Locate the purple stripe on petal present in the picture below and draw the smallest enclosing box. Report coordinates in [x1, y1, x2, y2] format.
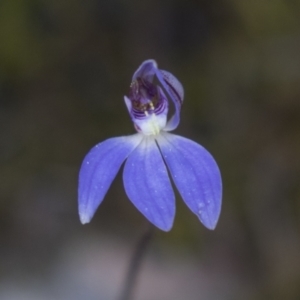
[157, 133, 222, 230]
[78, 134, 143, 224]
[123, 136, 175, 231]
[161, 70, 184, 105]
[128, 81, 168, 121]
[154, 69, 184, 131]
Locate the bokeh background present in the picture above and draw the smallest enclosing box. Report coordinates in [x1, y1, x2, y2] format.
[1, 0, 300, 299]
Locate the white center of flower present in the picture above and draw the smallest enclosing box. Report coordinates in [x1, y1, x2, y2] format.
[135, 112, 167, 136]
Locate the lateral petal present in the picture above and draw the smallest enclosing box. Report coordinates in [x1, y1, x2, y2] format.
[156, 133, 222, 230]
[123, 136, 175, 231]
[157, 70, 184, 131]
[78, 134, 143, 224]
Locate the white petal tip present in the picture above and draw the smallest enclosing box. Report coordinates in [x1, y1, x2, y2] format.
[79, 213, 91, 225]
[154, 221, 173, 232]
[207, 224, 217, 230]
[161, 225, 173, 232]
[201, 218, 219, 230]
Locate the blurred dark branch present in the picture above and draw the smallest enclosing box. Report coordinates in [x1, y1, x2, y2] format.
[118, 224, 154, 300]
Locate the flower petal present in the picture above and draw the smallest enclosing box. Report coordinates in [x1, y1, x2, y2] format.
[78, 134, 143, 224]
[123, 136, 175, 231]
[159, 70, 184, 131]
[154, 69, 184, 131]
[156, 133, 222, 230]
[161, 70, 184, 103]
[132, 59, 157, 81]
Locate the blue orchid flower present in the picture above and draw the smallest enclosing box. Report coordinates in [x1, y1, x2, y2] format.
[78, 60, 222, 231]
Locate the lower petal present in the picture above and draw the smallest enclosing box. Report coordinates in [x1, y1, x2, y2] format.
[78, 134, 143, 224]
[156, 133, 222, 230]
[123, 136, 175, 231]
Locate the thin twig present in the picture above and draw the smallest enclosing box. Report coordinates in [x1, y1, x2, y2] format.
[118, 224, 154, 300]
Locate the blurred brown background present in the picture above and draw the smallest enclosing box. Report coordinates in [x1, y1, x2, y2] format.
[1, 0, 300, 299]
